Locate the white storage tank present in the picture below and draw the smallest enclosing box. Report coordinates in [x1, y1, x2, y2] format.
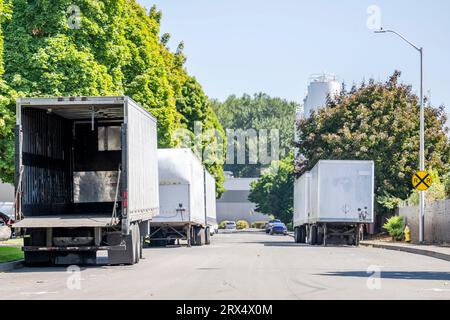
[303, 74, 340, 116]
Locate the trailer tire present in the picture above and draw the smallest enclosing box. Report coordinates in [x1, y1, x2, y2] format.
[294, 228, 299, 243]
[310, 225, 317, 245]
[205, 227, 211, 245]
[24, 252, 51, 266]
[299, 226, 306, 244]
[354, 225, 360, 246]
[193, 226, 205, 246]
[134, 224, 140, 264]
[317, 226, 324, 246]
[23, 229, 51, 266]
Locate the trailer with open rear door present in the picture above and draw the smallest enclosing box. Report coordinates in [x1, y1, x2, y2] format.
[13, 96, 159, 265]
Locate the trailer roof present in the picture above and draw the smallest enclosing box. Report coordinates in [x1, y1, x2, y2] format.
[16, 96, 157, 121]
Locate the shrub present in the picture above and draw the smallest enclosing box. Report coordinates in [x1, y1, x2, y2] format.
[251, 221, 268, 229]
[383, 216, 404, 241]
[286, 222, 294, 232]
[218, 221, 228, 229]
[236, 220, 249, 230]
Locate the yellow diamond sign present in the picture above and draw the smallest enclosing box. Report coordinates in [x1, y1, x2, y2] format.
[412, 171, 433, 191]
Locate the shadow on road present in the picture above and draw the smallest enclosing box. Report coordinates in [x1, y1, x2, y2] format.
[319, 271, 450, 281]
[5, 257, 117, 273]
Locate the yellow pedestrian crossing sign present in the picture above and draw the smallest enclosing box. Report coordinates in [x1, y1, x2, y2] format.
[412, 171, 433, 191]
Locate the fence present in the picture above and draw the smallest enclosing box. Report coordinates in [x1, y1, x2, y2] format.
[399, 199, 450, 244]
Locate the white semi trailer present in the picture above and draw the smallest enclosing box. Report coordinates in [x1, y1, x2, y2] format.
[293, 160, 374, 246]
[150, 148, 216, 247]
[13, 96, 159, 265]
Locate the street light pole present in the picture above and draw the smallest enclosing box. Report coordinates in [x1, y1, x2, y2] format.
[375, 28, 425, 243]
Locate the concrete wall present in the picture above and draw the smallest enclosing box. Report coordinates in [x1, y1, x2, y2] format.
[399, 199, 450, 244]
[216, 178, 270, 224]
[0, 183, 14, 202]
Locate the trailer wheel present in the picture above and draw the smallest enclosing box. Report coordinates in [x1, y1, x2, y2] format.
[205, 227, 211, 245]
[134, 224, 141, 264]
[299, 226, 306, 244]
[294, 228, 299, 243]
[23, 229, 51, 266]
[354, 225, 360, 246]
[317, 226, 324, 246]
[193, 226, 205, 246]
[24, 252, 52, 266]
[310, 225, 317, 245]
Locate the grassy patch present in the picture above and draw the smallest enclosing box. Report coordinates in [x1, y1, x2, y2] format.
[0, 247, 24, 264]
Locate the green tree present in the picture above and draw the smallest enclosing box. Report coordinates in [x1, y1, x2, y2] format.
[212, 93, 297, 177]
[248, 153, 294, 223]
[296, 71, 450, 212]
[0, 0, 226, 193]
[0, 0, 15, 183]
[444, 171, 450, 198]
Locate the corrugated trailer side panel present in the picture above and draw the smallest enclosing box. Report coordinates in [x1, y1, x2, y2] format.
[204, 170, 217, 224]
[126, 99, 159, 222]
[189, 151, 206, 226]
[293, 173, 311, 227]
[309, 165, 320, 224]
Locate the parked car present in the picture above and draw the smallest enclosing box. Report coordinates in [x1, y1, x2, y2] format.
[268, 222, 288, 235]
[265, 219, 282, 233]
[210, 224, 219, 235]
[0, 220, 12, 241]
[224, 221, 237, 230]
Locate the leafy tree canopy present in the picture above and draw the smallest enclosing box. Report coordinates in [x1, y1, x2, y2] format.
[296, 71, 450, 211]
[0, 0, 225, 195]
[212, 93, 297, 178]
[248, 153, 294, 223]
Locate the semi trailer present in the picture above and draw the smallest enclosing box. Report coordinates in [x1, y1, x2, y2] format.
[13, 96, 159, 265]
[293, 160, 374, 246]
[150, 148, 216, 247]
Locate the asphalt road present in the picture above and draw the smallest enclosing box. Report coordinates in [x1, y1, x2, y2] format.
[1, 231, 449, 300]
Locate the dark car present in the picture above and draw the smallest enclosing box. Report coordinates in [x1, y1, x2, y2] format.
[265, 219, 282, 233]
[268, 222, 288, 235]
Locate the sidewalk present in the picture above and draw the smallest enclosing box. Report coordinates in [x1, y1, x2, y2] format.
[361, 240, 450, 262]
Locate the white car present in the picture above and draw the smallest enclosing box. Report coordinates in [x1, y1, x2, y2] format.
[224, 221, 237, 230]
[210, 224, 219, 235]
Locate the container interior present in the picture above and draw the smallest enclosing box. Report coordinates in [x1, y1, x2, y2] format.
[20, 105, 124, 217]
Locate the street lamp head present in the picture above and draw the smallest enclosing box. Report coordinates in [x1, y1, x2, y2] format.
[374, 27, 387, 34]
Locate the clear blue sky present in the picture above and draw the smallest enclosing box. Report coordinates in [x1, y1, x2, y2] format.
[139, 0, 450, 116]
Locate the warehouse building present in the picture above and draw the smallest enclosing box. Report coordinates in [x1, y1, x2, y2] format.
[216, 177, 269, 224]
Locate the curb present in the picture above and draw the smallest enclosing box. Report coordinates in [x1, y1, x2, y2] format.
[0, 260, 24, 272]
[360, 242, 450, 262]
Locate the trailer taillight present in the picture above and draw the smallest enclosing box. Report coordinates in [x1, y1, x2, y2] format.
[122, 191, 127, 208]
